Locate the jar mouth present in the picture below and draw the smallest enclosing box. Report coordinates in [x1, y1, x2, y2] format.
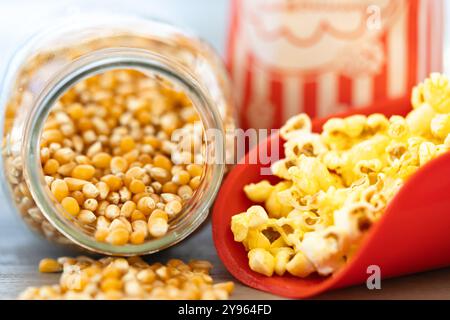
[23, 48, 226, 255]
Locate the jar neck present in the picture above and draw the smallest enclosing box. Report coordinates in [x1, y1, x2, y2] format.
[23, 48, 226, 255]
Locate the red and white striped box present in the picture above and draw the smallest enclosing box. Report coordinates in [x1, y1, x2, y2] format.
[227, 0, 443, 130]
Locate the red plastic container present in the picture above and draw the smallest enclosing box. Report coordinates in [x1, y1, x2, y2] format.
[212, 97, 450, 298]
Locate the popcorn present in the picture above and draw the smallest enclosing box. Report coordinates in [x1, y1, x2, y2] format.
[232, 73, 450, 279]
[243, 181, 274, 203]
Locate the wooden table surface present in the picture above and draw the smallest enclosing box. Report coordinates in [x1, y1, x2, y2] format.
[2, 213, 450, 300]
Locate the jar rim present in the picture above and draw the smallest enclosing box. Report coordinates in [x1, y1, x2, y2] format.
[23, 48, 226, 255]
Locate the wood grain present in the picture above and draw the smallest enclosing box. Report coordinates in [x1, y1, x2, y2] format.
[1, 213, 450, 300]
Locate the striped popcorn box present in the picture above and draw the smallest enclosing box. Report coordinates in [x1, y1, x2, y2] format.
[227, 0, 443, 130]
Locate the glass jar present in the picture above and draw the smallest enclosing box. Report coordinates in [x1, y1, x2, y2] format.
[0, 13, 236, 255]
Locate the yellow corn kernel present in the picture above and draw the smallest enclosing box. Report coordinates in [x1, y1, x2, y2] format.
[82, 183, 99, 199]
[132, 219, 148, 233]
[131, 210, 146, 222]
[67, 103, 85, 120]
[110, 156, 128, 174]
[57, 162, 76, 176]
[95, 229, 109, 242]
[43, 159, 60, 175]
[172, 170, 190, 185]
[213, 282, 235, 294]
[153, 154, 173, 171]
[127, 179, 144, 194]
[101, 174, 123, 191]
[177, 185, 193, 201]
[164, 200, 182, 217]
[104, 204, 120, 220]
[137, 196, 156, 215]
[78, 210, 97, 224]
[39, 258, 62, 273]
[189, 176, 201, 190]
[110, 218, 129, 232]
[92, 152, 112, 169]
[136, 269, 156, 284]
[71, 164, 96, 180]
[50, 179, 69, 202]
[248, 248, 275, 277]
[61, 197, 80, 216]
[96, 181, 110, 199]
[119, 136, 136, 153]
[149, 167, 170, 183]
[71, 190, 85, 206]
[53, 148, 75, 165]
[148, 217, 168, 238]
[100, 278, 123, 292]
[64, 178, 88, 191]
[149, 209, 168, 221]
[186, 164, 203, 177]
[143, 135, 161, 149]
[120, 201, 136, 218]
[130, 229, 146, 244]
[162, 181, 178, 194]
[125, 166, 146, 181]
[244, 180, 274, 203]
[42, 129, 64, 144]
[106, 228, 129, 246]
[286, 252, 315, 278]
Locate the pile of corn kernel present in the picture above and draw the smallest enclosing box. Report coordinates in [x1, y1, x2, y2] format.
[232, 73, 450, 278]
[40, 69, 204, 245]
[19, 256, 234, 300]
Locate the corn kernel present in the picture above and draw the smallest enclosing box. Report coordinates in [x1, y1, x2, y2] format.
[105, 204, 120, 220]
[64, 177, 88, 191]
[44, 159, 60, 175]
[82, 182, 99, 198]
[51, 179, 69, 202]
[72, 164, 96, 180]
[164, 200, 182, 217]
[101, 174, 123, 191]
[137, 197, 156, 215]
[39, 258, 62, 273]
[129, 179, 146, 194]
[106, 228, 129, 246]
[148, 217, 168, 238]
[118, 136, 135, 153]
[110, 156, 128, 174]
[92, 152, 112, 169]
[61, 197, 80, 216]
[189, 176, 201, 190]
[78, 210, 97, 224]
[186, 164, 202, 177]
[172, 170, 190, 185]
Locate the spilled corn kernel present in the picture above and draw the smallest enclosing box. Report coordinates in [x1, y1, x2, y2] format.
[19, 257, 233, 300]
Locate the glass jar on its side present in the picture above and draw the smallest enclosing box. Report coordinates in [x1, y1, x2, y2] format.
[0, 13, 236, 255]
